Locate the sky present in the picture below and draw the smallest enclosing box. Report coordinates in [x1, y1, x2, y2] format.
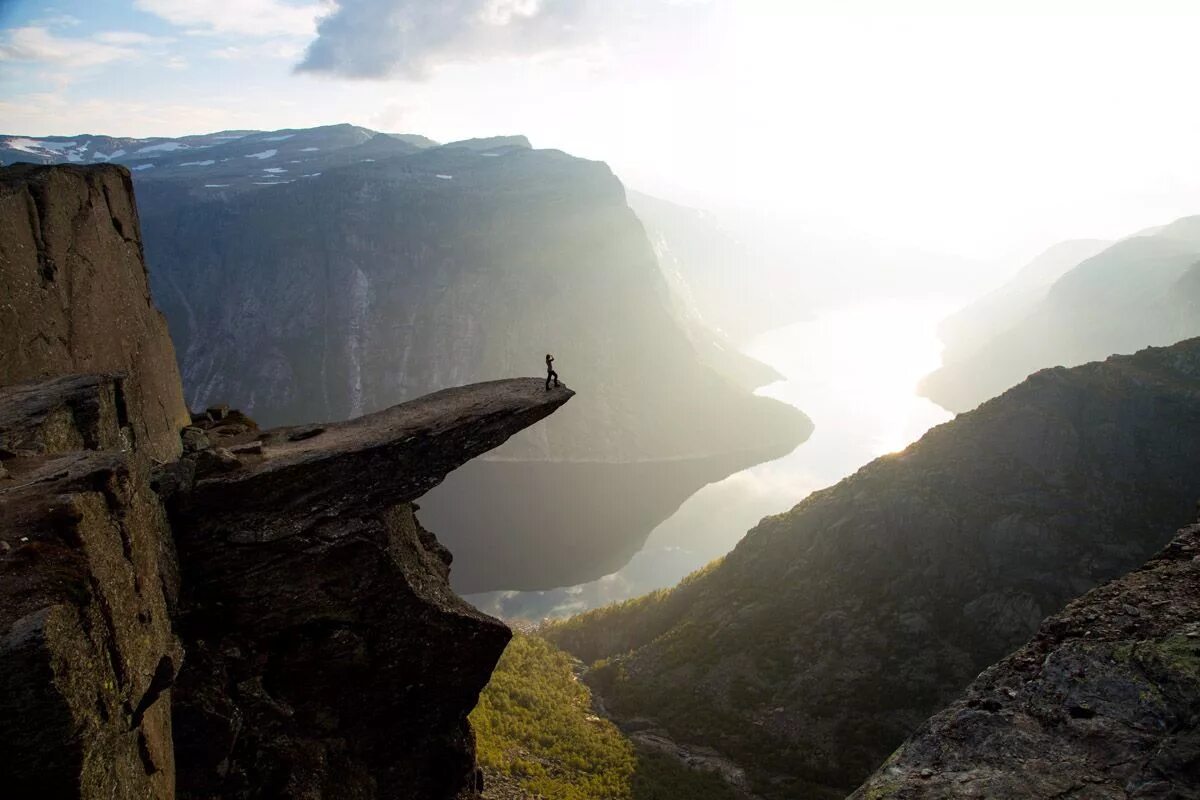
[4, 0, 1200, 270]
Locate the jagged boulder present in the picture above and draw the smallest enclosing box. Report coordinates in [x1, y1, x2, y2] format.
[851, 522, 1200, 799]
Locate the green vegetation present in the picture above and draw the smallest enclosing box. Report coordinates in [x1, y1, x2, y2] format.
[470, 633, 737, 800]
[542, 557, 725, 664]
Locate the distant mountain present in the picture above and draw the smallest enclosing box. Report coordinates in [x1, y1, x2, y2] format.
[922, 219, 1200, 412]
[627, 192, 989, 344]
[0, 124, 441, 186]
[934, 239, 1112, 363]
[546, 338, 1200, 798]
[627, 192, 781, 342]
[2, 125, 812, 593]
[634, 195, 782, 390]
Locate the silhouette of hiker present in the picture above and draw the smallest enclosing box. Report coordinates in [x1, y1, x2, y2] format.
[545, 353, 559, 390]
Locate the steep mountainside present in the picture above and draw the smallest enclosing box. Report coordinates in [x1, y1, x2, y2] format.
[0, 164, 572, 800]
[922, 219, 1200, 412]
[547, 338, 1200, 798]
[2, 126, 811, 593]
[851, 521, 1200, 799]
[631, 192, 782, 391]
[627, 191, 780, 343]
[933, 239, 1111, 365]
[627, 192, 988, 344]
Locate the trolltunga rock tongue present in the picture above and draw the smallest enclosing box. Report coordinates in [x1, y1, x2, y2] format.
[167, 378, 574, 798]
[175, 378, 575, 549]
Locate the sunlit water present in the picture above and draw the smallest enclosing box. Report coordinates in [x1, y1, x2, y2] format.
[467, 296, 960, 620]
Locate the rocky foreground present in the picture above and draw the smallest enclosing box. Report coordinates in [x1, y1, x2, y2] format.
[851, 521, 1200, 798]
[0, 163, 571, 799]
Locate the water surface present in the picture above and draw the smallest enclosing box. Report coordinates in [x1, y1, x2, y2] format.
[468, 296, 959, 619]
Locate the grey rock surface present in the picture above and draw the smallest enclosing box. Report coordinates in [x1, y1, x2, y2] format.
[850, 521, 1200, 799]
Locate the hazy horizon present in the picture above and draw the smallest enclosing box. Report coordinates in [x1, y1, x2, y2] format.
[5, 1, 1200, 278]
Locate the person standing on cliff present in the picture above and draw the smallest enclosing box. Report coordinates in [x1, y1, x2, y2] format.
[545, 353, 559, 390]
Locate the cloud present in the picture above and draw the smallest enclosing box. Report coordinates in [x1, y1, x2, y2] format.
[296, 0, 611, 79]
[29, 14, 83, 28]
[210, 40, 307, 61]
[94, 31, 175, 46]
[134, 0, 326, 38]
[0, 26, 140, 67]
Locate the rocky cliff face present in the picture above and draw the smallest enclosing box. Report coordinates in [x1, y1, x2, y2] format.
[87, 126, 809, 593]
[548, 338, 1200, 798]
[0, 373, 183, 799]
[851, 521, 1200, 799]
[0, 164, 573, 799]
[0, 163, 190, 461]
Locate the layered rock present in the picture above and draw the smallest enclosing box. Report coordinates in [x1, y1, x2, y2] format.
[0, 374, 182, 799]
[0, 161, 189, 798]
[0, 163, 190, 462]
[851, 522, 1200, 799]
[548, 338, 1200, 798]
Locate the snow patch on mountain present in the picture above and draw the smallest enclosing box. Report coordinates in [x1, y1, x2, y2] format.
[6, 138, 78, 154]
[181, 160, 216, 166]
[137, 142, 188, 153]
[245, 149, 278, 159]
